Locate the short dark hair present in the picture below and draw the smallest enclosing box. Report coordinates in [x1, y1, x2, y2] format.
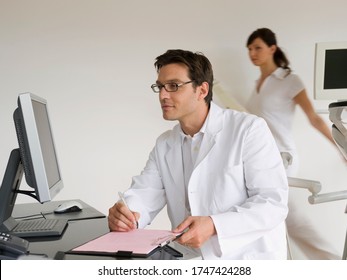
[247, 28, 291, 73]
[154, 49, 213, 105]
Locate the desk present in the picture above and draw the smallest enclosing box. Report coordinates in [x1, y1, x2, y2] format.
[12, 200, 190, 260]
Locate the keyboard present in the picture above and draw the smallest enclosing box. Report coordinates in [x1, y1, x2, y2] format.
[11, 219, 68, 238]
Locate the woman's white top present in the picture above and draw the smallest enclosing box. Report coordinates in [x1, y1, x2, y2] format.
[246, 67, 305, 154]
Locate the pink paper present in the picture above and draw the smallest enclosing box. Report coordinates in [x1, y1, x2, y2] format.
[72, 229, 179, 255]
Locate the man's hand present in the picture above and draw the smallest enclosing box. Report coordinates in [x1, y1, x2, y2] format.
[108, 202, 140, 232]
[173, 216, 216, 248]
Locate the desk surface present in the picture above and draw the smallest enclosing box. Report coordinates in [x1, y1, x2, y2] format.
[12, 200, 187, 260]
[13, 199, 106, 221]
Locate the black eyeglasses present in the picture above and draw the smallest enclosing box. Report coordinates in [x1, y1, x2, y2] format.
[150, 81, 194, 93]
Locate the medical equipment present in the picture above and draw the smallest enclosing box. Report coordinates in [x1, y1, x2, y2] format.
[288, 100, 347, 260]
[288, 177, 347, 260]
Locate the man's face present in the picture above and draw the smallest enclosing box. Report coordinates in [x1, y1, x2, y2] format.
[156, 63, 202, 122]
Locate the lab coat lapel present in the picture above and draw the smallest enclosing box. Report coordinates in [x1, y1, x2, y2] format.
[165, 126, 185, 192]
[195, 103, 223, 168]
[195, 133, 216, 168]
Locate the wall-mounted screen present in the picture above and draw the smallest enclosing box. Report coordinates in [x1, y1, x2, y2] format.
[314, 41, 347, 101]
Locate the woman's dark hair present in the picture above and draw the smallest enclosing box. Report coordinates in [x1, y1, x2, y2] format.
[154, 49, 213, 105]
[247, 28, 291, 73]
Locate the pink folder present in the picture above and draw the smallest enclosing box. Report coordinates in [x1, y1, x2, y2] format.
[69, 229, 181, 257]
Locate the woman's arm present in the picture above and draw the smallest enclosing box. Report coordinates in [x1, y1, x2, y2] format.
[294, 89, 335, 145]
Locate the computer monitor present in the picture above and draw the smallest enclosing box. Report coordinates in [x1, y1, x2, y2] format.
[314, 41, 347, 100]
[14, 93, 63, 201]
[0, 93, 67, 237]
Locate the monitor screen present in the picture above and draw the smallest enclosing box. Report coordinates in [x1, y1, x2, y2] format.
[13, 92, 64, 202]
[314, 41, 347, 100]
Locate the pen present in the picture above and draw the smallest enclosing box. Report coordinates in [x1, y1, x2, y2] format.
[118, 191, 138, 229]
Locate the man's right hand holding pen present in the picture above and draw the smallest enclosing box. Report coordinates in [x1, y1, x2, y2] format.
[108, 192, 140, 232]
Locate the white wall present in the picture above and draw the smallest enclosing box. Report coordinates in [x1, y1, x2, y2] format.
[1, 0, 346, 259]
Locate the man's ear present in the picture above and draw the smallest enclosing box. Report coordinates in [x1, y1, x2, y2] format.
[198, 82, 209, 100]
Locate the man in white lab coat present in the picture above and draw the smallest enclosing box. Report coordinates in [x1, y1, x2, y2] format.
[108, 49, 288, 259]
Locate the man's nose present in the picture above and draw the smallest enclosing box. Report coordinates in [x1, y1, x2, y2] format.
[159, 87, 170, 99]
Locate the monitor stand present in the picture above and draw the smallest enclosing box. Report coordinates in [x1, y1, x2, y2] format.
[0, 149, 67, 237]
[0, 149, 23, 231]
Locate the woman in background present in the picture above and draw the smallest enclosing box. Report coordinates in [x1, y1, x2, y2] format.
[245, 27, 339, 259]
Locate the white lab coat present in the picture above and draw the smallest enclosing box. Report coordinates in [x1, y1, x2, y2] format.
[125, 102, 288, 259]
